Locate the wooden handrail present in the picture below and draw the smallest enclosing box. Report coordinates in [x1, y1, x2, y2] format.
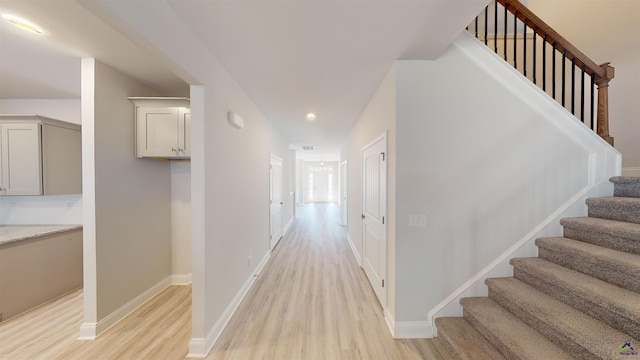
[496, 0, 614, 145]
[498, 0, 603, 79]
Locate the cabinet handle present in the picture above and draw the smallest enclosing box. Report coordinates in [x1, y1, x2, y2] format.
[172, 147, 179, 153]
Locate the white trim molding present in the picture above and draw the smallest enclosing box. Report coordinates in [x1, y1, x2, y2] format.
[384, 308, 433, 339]
[345, 232, 361, 266]
[622, 167, 640, 177]
[283, 216, 294, 236]
[78, 276, 171, 340]
[188, 251, 271, 358]
[171, 273, 192, 285]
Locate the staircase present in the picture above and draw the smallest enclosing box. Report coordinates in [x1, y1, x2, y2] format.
[435, 176, 640, 359]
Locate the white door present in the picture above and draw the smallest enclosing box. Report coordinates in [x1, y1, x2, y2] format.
[362, 133, 387, 307]
[270, 154, 283, 250]
[340, 161, 348, 226]
[313, 171, 329, 202]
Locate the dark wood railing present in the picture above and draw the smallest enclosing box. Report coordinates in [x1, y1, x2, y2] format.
[468, 0, 614, 145]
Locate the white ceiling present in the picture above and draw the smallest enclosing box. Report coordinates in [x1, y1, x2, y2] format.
[0, 0, 488, 161]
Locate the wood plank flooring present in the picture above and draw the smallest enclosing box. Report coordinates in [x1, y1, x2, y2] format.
[0, 203, 451, 360]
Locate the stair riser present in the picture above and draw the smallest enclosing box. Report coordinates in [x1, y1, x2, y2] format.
[462, 309, 522, 360]
[588, 206, 640, 225]
[537, 247, 640, 293]
[563, 226, 640, 255]
[512, 267, 640, 339]
[487, 289, 596, 360]
[435, 318, 506, 360]
[614, 184, 640, 198]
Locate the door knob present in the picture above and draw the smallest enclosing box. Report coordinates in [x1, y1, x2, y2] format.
[361, 214, 365, 219]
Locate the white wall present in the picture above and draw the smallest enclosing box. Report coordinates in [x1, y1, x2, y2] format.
[81, 59, 173, 334]
[340, 32, 619, 339]
[0, 99, 81, 124]
[527, 0, 640, 174]
[340, 64, 397, 326]
[171, 161, 191, 282]
[394, 34, 619, 334]
[84, 3, 293, 356]
[0, 99, 82, 225]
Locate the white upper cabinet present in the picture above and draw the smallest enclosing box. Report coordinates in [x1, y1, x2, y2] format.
[130, 97, 190, 159]
[0, 115, 82, 196]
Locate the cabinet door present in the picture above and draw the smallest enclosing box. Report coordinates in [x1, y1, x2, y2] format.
[136, 107, 179, 158]
[0, 123, 42, 195]
[178, 108, 190, 158]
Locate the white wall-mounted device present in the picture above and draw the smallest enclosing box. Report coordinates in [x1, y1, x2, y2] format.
[227, 111, 245, 130]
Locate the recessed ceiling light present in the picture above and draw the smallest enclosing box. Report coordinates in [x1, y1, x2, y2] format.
[2, 14, 44, 34]
[306, 113, 316, 121]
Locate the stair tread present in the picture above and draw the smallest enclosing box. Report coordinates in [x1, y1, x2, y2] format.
[460, 297, 574, 360]
[561, 216, 640, 240]
[536, 237, 640, 272]
[511, 257, 640, 326]
[435, 317, 506, 360]
[611, 176, 640, 185]
[587, 196, 640, 206]
[487, 277, 639, 359]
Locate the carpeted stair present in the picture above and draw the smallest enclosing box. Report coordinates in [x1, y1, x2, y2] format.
[436, 176, 640, 359]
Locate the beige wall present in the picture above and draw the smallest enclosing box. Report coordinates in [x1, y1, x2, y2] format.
[527, 0, 640, 172]
[83, 59, 174, 324]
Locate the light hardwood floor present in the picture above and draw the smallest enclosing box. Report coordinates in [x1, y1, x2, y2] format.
[0, 204, 451, 360]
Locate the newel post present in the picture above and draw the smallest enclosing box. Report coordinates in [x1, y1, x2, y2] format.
[595, 62, 615, 146]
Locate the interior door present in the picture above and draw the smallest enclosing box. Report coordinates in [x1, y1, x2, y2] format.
[270, 154, 283, 250]
[361, 133, 387, 307]
[313, 170, 329, 202]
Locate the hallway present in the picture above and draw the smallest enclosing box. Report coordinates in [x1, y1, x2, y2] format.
[207, 203, 451, 359]
[0, 204, 451, 359]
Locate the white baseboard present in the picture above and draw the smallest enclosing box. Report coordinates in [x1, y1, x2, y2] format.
[187, 251, 271, 358]
[171, 273, 192, 285]
[78, 276, 171, 340]
[283, 216, 294, 236]
[346, 232, 361, 265]
[384, 308, 433, 339]
[622, 167, 640, 177]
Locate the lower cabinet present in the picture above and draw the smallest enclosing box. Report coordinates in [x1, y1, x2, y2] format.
[0, 227, 83, 322]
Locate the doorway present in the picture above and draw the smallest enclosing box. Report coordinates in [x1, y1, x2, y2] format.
[270, 154, 284, 250]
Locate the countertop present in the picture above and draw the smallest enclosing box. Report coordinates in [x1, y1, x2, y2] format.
[0, 225, 83, 246]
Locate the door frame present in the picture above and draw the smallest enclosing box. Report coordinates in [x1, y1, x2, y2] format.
[269, 153, 284, 250]
[340, 160, 348, 226]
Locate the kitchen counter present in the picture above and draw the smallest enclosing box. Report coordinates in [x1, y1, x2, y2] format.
[0, 225, 82, 246]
